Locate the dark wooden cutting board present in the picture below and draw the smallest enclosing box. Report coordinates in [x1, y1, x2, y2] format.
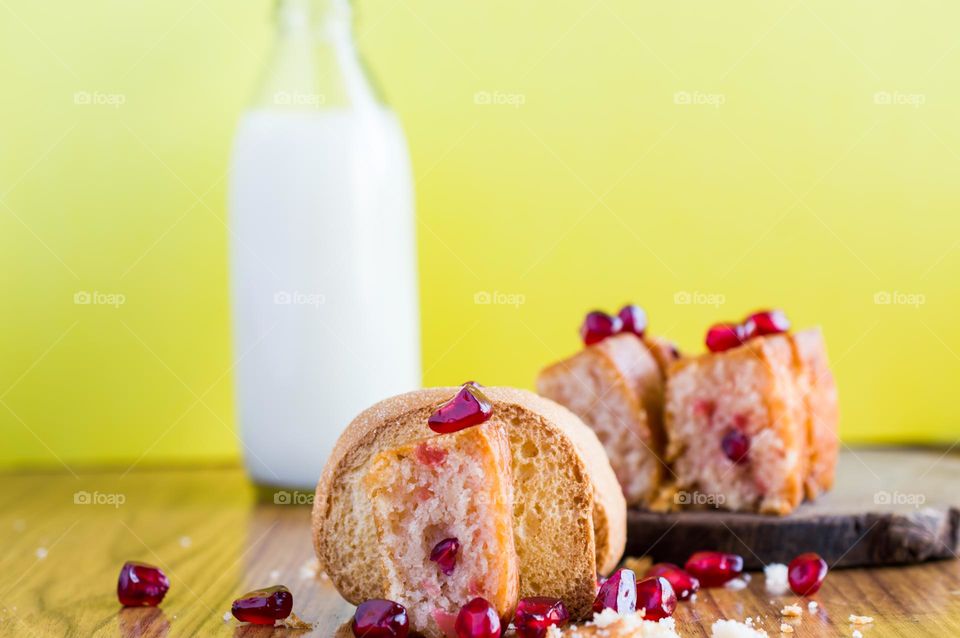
[626, 447, 960, 568]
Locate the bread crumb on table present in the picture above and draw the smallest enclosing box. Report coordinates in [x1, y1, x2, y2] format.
[779, 623, 793, 633]
[279, 612, 313, 629]
[763, 563, 789, 595]
[725, 577, 749, 591]
[807, 601, 818, 612]
[852, 631, 863, 638]
[848, 614, 874, 625]
[780, 604, 802, 617]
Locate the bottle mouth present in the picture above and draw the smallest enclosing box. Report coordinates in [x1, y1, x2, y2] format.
[275, 0, 351, 29]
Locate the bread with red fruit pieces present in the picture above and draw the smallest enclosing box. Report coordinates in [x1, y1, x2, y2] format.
[313, 387, 626, 622]
[792, 328, 839, 499]
[537, 333, 666, 507]
[365, 424, 518, 638]
[663, 329, 838, 515]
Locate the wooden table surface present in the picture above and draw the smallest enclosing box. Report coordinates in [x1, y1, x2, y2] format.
[2, 464, 959, 638]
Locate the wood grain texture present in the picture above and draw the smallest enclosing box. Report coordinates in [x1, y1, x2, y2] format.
[628, 448, 960, 568]
[0, 451, 958, 637]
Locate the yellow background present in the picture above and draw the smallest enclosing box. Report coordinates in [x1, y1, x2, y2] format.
[2, 0, 959, 470]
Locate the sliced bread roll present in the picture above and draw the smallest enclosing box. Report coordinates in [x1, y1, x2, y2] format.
[537, 334, 667, 507]
[312, 386, 626, 621]
[365, 424, 518, 637]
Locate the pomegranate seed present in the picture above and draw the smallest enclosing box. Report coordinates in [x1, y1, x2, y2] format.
[117, 561, 170, 607]
[635, 576, 677, 621]
[514, 597, 570, 638]
[617, 304, 647, 337]
[743, 309, 790, 339]
[721, 429, 751, 464]
[231, 585, 293, 625]
[415, 443, 448, 466]
[646, 563, 700, 601]
[705, 323, 746, 353]
[580, 311, 623, 346]
[455, 597, 500, 638]
[592, 568, 637, 614]
[430, 537, 460, 576]
[428, 383, 493, 434]
[788, 552, 828, 596]
[353, 599, 409, 637]
[684, 552, 744, 588]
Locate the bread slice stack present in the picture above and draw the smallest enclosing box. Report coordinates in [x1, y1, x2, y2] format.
[312, 386, 626, 636]
[537, 321, 838, 515]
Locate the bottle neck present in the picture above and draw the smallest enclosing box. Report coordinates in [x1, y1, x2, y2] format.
[276, 0, 351, 34]
[255, 0, 384, 111]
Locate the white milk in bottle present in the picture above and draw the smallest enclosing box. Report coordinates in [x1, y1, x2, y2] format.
[229, 0, 420, 488]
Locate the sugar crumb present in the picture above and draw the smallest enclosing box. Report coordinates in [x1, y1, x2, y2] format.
[779, 624, 793, 633]
[848, 615, 874, 625]
[780, 604, 802, 617]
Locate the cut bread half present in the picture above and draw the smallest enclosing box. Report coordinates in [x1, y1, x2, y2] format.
[364, 424, 518, 638]
[313, 386, 626, 621]
[537, 334, 666, 507]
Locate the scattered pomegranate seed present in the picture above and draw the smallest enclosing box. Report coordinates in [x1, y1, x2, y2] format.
[352, 599, 409, 637]
[580, 311, 623, 346]
[514, 597, 570, 638]
[231, 585, 293, 625]
[455, 597, 500, 638]
[646, 563, 700, 601]
[705, 323, 746, 353]
[428, 383, 493, 434]
[117, 561, 170, 607]
[788, 552, 828, 596]
[684, 552, 744, 588]
[592, 568, 637, 614]
[721, 429, 751, 464]
[743, 309, 790, 339]
[430, 537, 460, 576]
[617, 304, 647, 337]
[635, 576, 677, 621]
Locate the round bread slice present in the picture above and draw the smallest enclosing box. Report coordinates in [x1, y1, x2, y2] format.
[312, 386, 626, 620]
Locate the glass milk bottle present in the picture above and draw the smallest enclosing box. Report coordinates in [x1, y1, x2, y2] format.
[228, 0, 420, 489]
